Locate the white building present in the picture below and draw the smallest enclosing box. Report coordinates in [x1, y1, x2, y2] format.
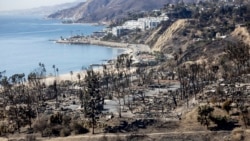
[138, 16, 169, 30]
[112, 26, 130, 36]
[123, 20, 145, 30]
[112, 16, 169, 36]
[112, 26, 123, 36]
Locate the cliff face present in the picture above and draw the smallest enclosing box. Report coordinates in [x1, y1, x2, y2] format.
[147, 19, 191, 53]
[48, 0, 179, 22]
[152, 19, 189, 51]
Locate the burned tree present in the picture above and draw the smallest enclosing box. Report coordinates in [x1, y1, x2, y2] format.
[83, 69, 102, 134]
[226, 41, 250, 75]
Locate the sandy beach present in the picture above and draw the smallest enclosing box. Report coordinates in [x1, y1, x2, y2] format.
[44, 66, 103, 85]
[45, 38, 151, 85]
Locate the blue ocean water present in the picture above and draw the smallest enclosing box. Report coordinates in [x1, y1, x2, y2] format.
[0, 15, 122, 77]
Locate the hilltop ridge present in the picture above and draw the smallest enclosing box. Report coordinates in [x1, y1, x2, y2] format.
[48, 0, 200, 23]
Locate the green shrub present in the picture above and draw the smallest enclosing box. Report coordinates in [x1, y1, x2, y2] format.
[197, 105, 214, 129]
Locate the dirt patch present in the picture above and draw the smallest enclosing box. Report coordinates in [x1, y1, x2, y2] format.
[231, 26, 250, 46]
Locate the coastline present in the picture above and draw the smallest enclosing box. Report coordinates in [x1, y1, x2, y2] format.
[56, 38, 129, 48]
[44, 66, 105, 85]
[56, 37, 151, 59]
[43, 38, 151, 85]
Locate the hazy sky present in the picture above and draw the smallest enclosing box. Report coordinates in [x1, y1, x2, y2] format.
[0, 0, 78, 11]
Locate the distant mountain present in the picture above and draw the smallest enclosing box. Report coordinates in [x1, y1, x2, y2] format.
[48, 0, 199, 23]
[1, 1, 82, 17]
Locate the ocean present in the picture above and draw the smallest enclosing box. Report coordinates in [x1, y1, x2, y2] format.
[0, 15, 123, 77]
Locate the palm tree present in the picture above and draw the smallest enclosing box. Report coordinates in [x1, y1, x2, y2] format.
[52, 65, 56, 76]
[54, 80, 58, 108]
[70, 71, 73, 81]
[40, 63, 45, 77]
[77, 73, 81, 84]
[42, 68, 46, 79]
[56, 68, 59, 77]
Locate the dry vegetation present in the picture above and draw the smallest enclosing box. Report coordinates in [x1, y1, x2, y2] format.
[1, 1, 250, 141]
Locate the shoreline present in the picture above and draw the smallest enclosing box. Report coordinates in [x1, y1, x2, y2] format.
[56, 37, 151, 60]
[56, 38, 129, 48]
[44, 38, 151, 85]
[43, 66, 105, 85]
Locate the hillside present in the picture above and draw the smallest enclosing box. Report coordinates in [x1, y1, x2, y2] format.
[231, 26, 250, 46]
[149, 19, 191, 53]
[48, 0, 200, 23]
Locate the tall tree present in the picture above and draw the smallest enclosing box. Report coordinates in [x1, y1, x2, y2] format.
[84, 69, 102, 134]
[70, 71, 73, 81]
[52, 65, 56, 76]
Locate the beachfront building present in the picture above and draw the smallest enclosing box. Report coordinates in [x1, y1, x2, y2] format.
[112, 26, 130, 36]
[138, 16, 169, 30]
[92, 31, 106, 37]
[123, 20, 145, 30]
[112, 16, 169, 36]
